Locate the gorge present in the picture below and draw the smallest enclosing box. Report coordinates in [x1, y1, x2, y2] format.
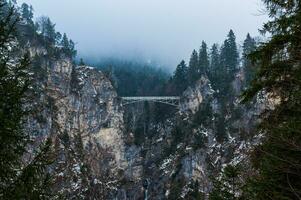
[2, 0, 300, 199]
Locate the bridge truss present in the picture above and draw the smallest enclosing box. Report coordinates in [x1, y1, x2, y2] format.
[121, 96, 180, 107]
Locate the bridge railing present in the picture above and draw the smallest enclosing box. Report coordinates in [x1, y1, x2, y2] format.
[121, 96, 180, 100]
[121, 96, 180, 107]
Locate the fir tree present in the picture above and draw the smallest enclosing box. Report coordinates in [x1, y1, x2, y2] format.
[209, 165, 241, 200]
[242, 0, 301, 199]
[218, 30, 239, 95]
[209, 43, 220, 86]
[61, 33, 69, 50]
[188, 49, 199, 84]
[186, 181, 205, 200]
[199, 41, 210, 76]
[0, 1, 53, 198]
[225, 30, 239, 75]
[0, 1, 29, 191]
[38, 16, 56, 45]
[21, 3, 33, 25]
[61, 33, 77, 58]
[173, 60, 188, 94]
[216, 43, 229, 94]
[242, 33, 256, 87]
[69, 39, 77, 58]
[55, 31, 62, 45]
[79, 58, 85, 66]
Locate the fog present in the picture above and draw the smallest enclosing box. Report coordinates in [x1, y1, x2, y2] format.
[19, 0, 268, 69]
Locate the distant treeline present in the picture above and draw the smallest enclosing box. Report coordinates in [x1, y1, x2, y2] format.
[18, 2, 76, 58]
[90, 30, 257, 98]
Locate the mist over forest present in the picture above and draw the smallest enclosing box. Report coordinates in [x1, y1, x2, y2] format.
[19, 0, 268, 69]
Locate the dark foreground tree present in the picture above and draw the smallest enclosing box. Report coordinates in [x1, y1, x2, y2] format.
[209, 165, 241, 200]
[0, 1, 53, 199]
[242, 0, 301, 199]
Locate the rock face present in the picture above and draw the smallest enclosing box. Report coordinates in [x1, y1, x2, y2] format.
[26, 47, 271, 199]
[25, 48, 127, 198]
[117, 74, 271, 199]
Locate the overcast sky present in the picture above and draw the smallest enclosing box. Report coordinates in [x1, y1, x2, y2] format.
[19, 0, 268, 69]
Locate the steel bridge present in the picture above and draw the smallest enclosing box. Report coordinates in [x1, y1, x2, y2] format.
[121, 96, 180, 107]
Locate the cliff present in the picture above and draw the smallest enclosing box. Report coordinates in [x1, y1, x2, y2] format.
[24, 47, 272, 199]
[25, 46, 127, 198]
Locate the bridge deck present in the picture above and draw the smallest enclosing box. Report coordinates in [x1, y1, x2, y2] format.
[121, 96, 180, 100]
[121, 96, 180, 107]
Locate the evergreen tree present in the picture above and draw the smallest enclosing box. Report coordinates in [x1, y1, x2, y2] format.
[61, 33, 77, 58]
[55, 31, 62, 45]
[188, 49, 199, 84]
[209, 43, 220, 85]
[225, 30, 239, 75]
[173, 60, 188, 94]
[79, 58, 85, 66]
[242, 33, 256, 87]
[38, 16, 56, 45]
[209, 165, 241, 200]
[21, 3, 33, 25]
[69, 39, 77, 58]
[242, 0, 301, 199]
[61, 33, 69, 50]
[216, 43, 229, 94]
[218, 30, 239, 95]
[186, 181, 205, 200]
[0, 1, 53, 198]
[199, 41, 210, 75]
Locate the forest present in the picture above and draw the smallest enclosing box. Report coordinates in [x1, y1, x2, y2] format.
[0, 0, 300, 199]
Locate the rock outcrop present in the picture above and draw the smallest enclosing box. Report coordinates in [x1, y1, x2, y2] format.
[25, 47, 272, 199]
[25, 47, 127, 198]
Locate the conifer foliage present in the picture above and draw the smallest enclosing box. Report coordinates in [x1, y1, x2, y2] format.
[242, 34, 257, 87]
[241, 0, 301, 199]
[188, 49, 200, 84]
[173, 60, 189, 95]
[0, 1, 53, 199]
[199, 41, 210, 75]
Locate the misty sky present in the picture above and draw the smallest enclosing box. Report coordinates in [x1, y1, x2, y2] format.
[19, 0, 268, 69]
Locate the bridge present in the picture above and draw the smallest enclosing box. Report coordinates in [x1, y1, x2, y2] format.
[121, 96, 180, 107]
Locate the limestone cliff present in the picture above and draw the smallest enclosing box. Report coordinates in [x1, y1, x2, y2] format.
[25, 46, 272, 199]
[25, 47, 127, 198]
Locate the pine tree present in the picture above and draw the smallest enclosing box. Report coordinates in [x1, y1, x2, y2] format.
[218, 30, 239, 95]
[61, 33, 77, 58]
[216, 43, 229, 94]
[188, 49, 199, 84]
[186, 181, 205, 200]
[0, 1, 53, 198]
[209, 43, 220, 86]
[173, 60, 188, 94]
[38, 16, 56, 45]
[0, 1, 29, 191]
[55, 31, 62, 45]
[21, 3, 33, 25]
[79, 58, 85, 66]
[209, 165, 241, 200]
[242, 1, 301, 199]
[61, 33, 69, 50]
[69, 39, 77, 58]
[226, 30, 239, 75]
[242, 33, 256, 87]
[199, 41, 210, 76]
